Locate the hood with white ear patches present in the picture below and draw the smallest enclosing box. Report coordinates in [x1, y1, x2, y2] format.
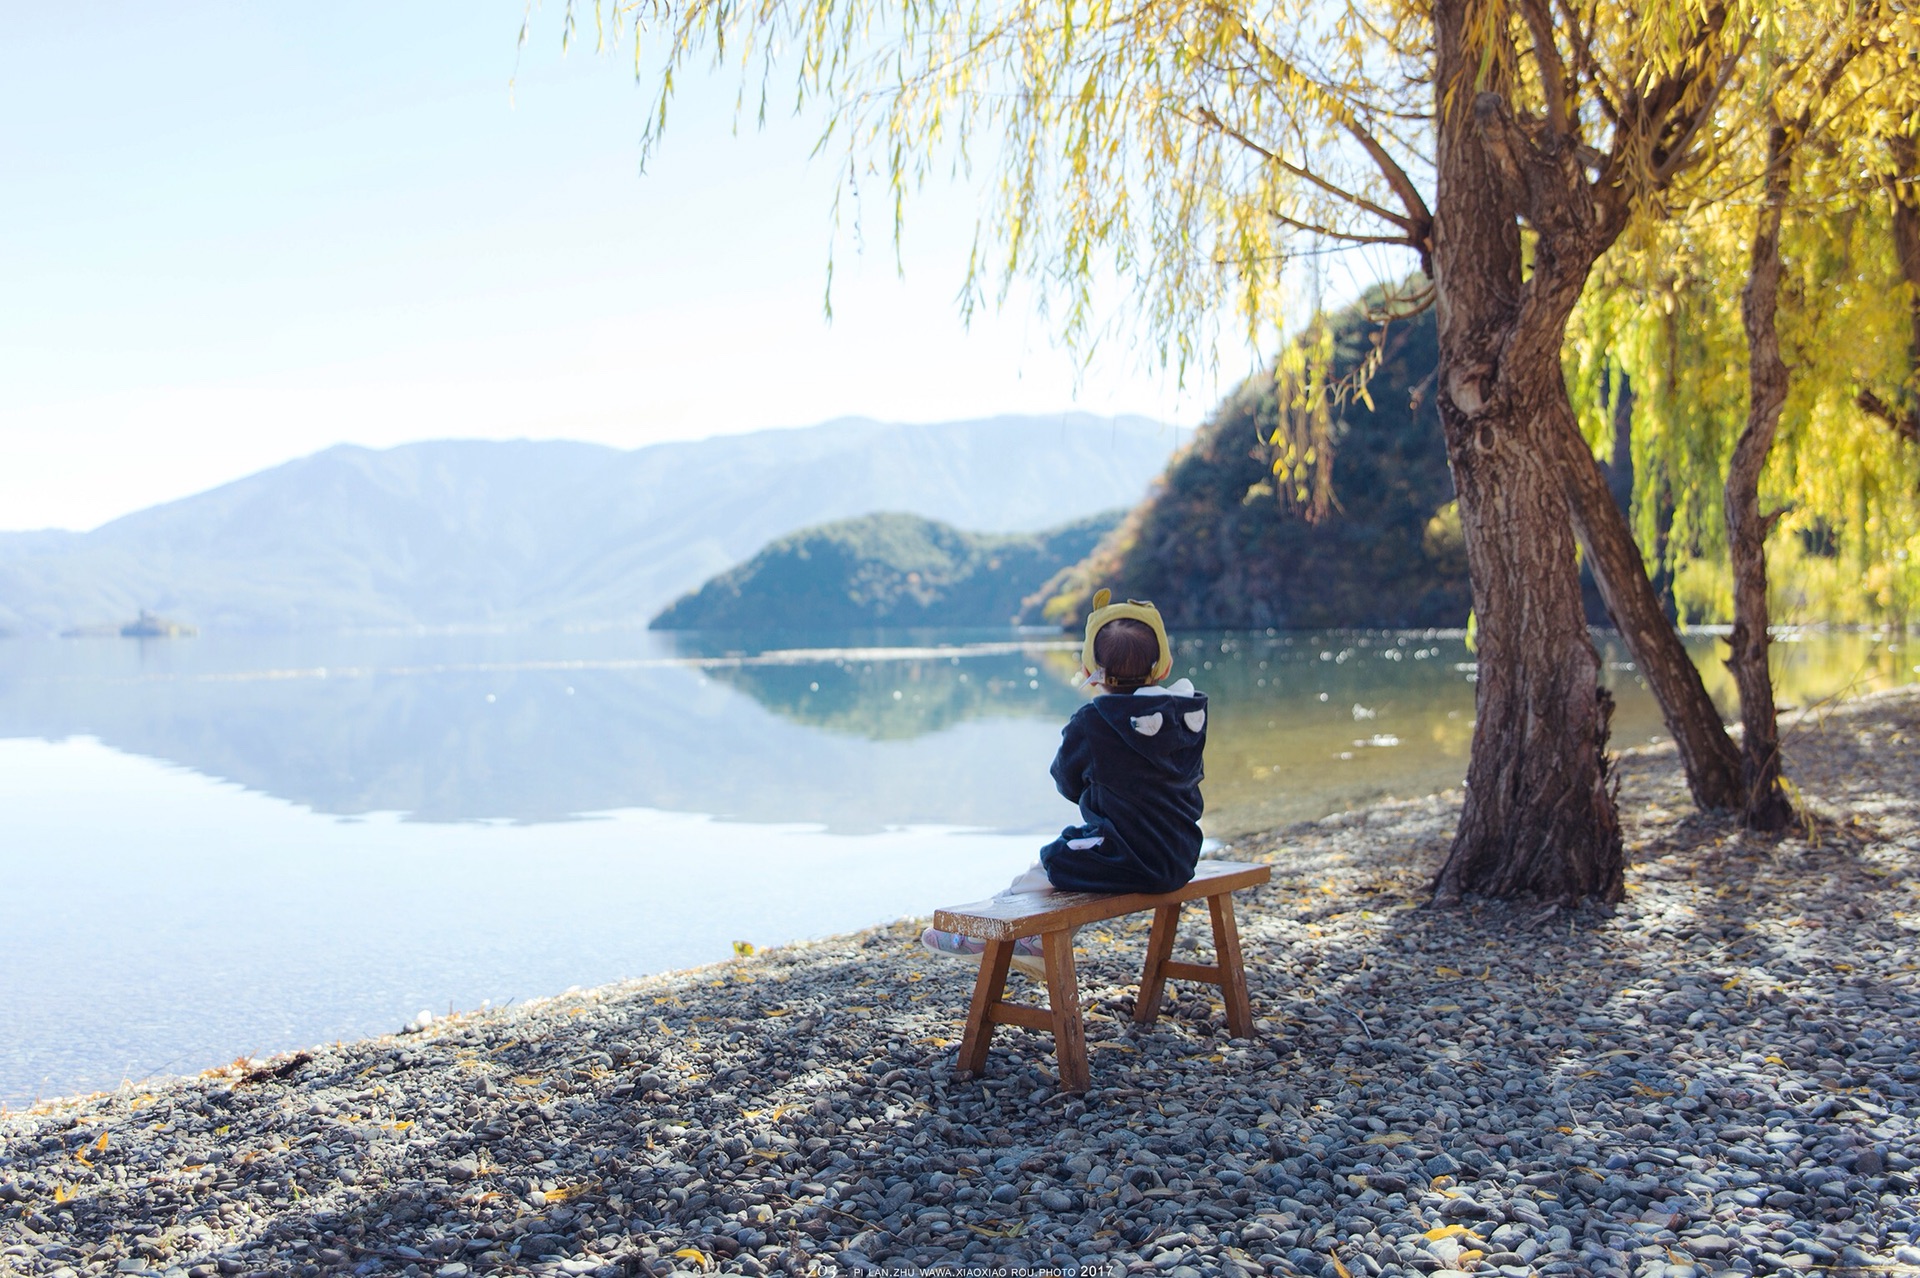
[1089, 683, 1208, 761]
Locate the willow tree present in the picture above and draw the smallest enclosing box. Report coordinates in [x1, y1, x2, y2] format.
[563, 0, 1763, 903]
[1567, 6, 1920, 828]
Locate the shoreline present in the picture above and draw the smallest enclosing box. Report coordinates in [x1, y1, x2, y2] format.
[3, 685, 1917, 1278]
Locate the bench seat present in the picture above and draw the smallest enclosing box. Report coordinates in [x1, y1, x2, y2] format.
[932, 858, 1270, 1092]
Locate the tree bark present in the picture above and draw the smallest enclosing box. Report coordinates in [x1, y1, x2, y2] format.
[1427, 2, 1622, 905]
[1725, 119, 1798, 832]
[1549, 397, 1748, 812]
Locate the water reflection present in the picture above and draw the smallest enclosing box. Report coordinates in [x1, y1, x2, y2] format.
[0, 626, 1911, 836]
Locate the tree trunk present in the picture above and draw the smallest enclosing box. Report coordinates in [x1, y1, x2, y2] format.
[1605, 368, 1634, 513]
[1726, 120, 1797, 832]
[1894, 137, 1920, 392]
[1427, 0, 1622, 905]
[1858, 136, 1920, 444]
[1548, 396, 1748, 812]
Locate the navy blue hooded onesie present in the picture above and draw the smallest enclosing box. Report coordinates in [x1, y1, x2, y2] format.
[1039, 678, 1207, 895]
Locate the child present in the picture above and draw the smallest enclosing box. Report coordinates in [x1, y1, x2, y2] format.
[921, 590, 1208, 974]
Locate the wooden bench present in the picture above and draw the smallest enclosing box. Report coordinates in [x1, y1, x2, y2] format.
[931, 859, 1271, 1093]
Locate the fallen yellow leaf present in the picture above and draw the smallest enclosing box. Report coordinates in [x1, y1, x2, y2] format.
[671, 1246, 711, 1271]
[966, 1221, 1028, 1239]
[1330, 1252, 1353, 1278]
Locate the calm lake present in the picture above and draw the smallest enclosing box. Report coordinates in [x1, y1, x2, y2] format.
[2, 625, 1913, 1105]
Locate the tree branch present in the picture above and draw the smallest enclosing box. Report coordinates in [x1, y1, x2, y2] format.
[1551, 0, 1622, 127]
[1227, 26, 1433, 239]
[1857, 388, 1920, 446]
[1188, 105, 1418, 233]
[1267, 209, 1420, 248]
[1517, 0, 1573, 140]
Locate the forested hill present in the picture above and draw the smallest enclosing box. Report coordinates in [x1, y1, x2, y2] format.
[651, 511, 1120, 629]
[1023, 302, 1471, 630]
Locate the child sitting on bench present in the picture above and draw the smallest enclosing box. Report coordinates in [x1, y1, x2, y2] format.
[921, 590, 1208, 974]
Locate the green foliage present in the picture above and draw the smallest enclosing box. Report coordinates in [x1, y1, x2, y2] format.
[650, 510, 1119, 629]
[1028, 298, 1466, 629]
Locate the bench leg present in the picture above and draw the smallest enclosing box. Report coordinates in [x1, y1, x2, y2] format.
[1041, 929, 1090, 1094]
[1207, 891, 1254, 1038]
[957, 940, 1013, 1077]
[1135, 902, 1182, 1026]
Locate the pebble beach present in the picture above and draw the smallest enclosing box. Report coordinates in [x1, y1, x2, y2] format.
[4, 686, 1918, 1278]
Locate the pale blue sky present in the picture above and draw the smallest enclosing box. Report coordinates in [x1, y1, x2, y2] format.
[2, 1, 1231, 530]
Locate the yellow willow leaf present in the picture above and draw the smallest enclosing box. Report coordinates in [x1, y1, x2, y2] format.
[1458, 1250, 1485, 1265]
[54, 1184, 75, 1203]
[764, 1008, 792, 1017]
[1330, 1252, 1353, 1278]
[93, 1131, 108, 1153]
[1425, 1224, 1469, 1241]
[671, 1247, 711, 1271]
[1434, 967, 1462, 978]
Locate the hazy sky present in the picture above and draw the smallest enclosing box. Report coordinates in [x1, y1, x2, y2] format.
[2, 2, 1234, 531]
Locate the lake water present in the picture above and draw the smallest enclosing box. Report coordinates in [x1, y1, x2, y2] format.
[2, 625, 1913, 1105]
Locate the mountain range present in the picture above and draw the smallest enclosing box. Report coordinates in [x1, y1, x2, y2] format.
[0, 414, 1181, 636]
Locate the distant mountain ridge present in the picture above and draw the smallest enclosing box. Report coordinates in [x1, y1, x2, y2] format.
[0, 414, 1181, 635]
[652, 510, 1121, 630]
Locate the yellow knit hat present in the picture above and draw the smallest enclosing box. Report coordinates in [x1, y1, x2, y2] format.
[1080, 588, 1174, 686]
